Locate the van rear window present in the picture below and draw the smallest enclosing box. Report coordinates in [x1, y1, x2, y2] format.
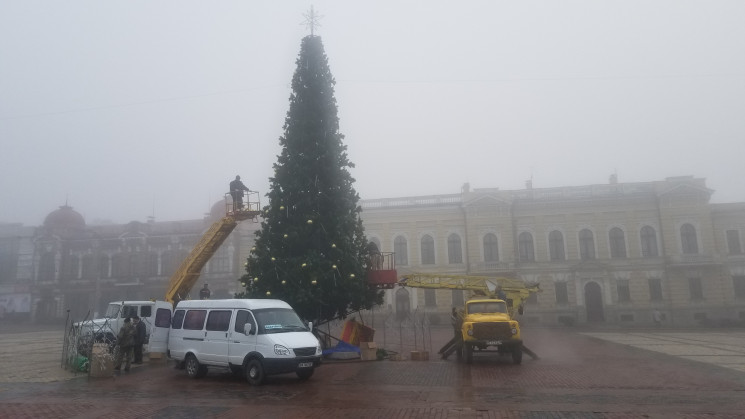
[155, 308, 172, 328]
[184, 310, 207, 330]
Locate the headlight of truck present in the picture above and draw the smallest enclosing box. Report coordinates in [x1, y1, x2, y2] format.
[274, 344, 291, 356]
[511, 328, 518, 335]
[316, 345, 322, 355]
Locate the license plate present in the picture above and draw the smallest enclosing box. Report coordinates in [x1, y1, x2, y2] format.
[487, 340, 502, 346]
[298, 362, 313, 368]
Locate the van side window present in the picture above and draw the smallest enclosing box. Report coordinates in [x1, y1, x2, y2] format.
[234, 310, 256, 335]
[206, 310, 232, 332]
[141, 305, 152, 318]
[122, 306, 138, 318]
[172, 310, 185, 329]
[155, 308, 172, 328]
[184, 310, 207, 330]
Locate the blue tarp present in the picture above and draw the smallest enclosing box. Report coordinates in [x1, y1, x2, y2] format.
[322, 340, 360, 356]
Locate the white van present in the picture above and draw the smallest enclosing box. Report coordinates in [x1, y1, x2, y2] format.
[73, 300, 173, 354]
[168, 299, 322, 385]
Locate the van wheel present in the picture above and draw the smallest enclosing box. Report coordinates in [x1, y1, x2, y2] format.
[185, 354, 207, 378]
[512, 347, 523, 365]
[246, 359, 264, 386]
[296, 368, 314, 381]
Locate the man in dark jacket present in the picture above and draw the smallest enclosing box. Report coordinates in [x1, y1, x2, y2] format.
[132, 316, 147, 364]
[114, 317, 136, 372]
[229, 175, 250, 211]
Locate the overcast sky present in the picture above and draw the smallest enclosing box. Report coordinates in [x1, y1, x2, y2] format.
[2, 1, 744, 226]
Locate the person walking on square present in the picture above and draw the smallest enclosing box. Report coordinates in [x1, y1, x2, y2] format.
[132, 316, 147, 364]
[114, 317, 136, 372]
[229, 175, 250, 212]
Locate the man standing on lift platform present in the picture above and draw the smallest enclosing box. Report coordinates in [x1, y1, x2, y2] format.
[230, 175, 251, 212]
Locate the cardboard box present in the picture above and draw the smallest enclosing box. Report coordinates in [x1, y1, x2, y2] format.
[359, 341, 377, 361]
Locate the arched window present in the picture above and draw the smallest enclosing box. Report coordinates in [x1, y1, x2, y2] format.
[60, 254, 79, 280]
[518, 232, 535, 262]
[483, 233, 499, 262]
[38, 251, 56, 281]
[640, 226, 658, 257]
[370, 238, 381, 252]
[421, 235, 435, 265]
[393, 236, 408, 266]
[609, 228, 627, 258]
[681, 224, 699, 254]
[447, 234, 463, 264]
[579, 229, 595, 260]
[548, 230, 565, 261]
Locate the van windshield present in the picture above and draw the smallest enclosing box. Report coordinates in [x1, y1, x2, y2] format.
[253, 308, 308, 334]
[104, 304, 121, 318]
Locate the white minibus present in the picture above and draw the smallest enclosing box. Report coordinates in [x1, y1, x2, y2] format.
[168, 299, 322, 385]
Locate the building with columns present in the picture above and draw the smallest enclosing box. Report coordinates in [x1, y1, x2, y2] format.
[0, 200, 258, 323]
[1, 175, 744, 327]
[361, 176, 745, 327]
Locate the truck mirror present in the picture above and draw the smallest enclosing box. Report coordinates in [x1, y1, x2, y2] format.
[308, 321, 313, 331]
[243, 323, 252, 335]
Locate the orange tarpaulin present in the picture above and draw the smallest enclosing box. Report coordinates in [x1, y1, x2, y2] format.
[340, 319, 375, 346]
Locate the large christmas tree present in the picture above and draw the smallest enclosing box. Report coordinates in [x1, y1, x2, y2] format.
[238, 35, 383, 325]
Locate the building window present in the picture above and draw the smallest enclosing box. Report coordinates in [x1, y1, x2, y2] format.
[688, 277, 704, 300]
[617, 279, 631, 302]
[733, 276, 745, 298]
[483, 233, 499, 262]
[681, 224, 699, 254]
[548, 230, 565, 261]
[518, 232, 535, 262]
[726, 230, 742, 255]
[648, 278, 663, 301]
[60, 254, 79, 280]
[609, 228, 627, 258]
[579, 229, 595, 260]
[39, 251, 56, 281]
[421, 235, 435, 265]
[210, 247, 230, 273]
[424, 289, 436, 307]
[447, 234, 463, 264]
[640, 225, 659, 257]
[394, 236, 408, 266]
[452, 289, 464, 307]
[555, 282, 569, 304]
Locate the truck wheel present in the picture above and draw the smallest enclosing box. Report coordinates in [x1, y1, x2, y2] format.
[464, 344, 473, 364]
[185, 354, 207, 378]
[296, 368, 314, 380]
[512, 347, 523, 365]
[246, 359, 265, 386]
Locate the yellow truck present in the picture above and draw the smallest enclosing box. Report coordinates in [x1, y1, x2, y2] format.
[398, 273, 540, 364]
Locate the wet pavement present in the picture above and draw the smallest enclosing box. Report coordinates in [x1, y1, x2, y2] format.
[1, 326, 745, 418]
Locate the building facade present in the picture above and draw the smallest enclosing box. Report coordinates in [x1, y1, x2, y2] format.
[0, 200, 258, 323]
[2, 176, 744, 327]
[361, 176, 745, 327]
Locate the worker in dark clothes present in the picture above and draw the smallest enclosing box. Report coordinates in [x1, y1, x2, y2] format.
[229, 175, 250, 211]
[132, 316, 147, 364]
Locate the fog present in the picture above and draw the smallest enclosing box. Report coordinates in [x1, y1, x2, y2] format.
[2, 1, 744, 226]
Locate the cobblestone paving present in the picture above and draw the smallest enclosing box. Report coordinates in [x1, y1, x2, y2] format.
[1, 327, 745, 418]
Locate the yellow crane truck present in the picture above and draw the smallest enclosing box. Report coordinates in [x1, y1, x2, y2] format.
[398, 273, 540, 365]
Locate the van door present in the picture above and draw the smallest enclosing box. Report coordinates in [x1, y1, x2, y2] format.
[203, 309, 233, 366]
[148, 303, 172, 353]
[228, 309, 257, 366]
